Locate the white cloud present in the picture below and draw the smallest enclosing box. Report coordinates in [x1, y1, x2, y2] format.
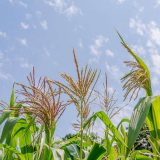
[129, 18, 160, 48]
[112, 106, 132, 125]
[18, 38, 28, 46]
[43, 47, 51, 57]
[0, 72, 12, 80]
[40, 20, 48, 30]
[44, 0, 81, 17]
[9, 0, 28, 8]
[17, 57, 32, 69]
[90, 35, 109, 56]
[0, 31, 7, 38]
[92, 119, 105, 138]
[116, 0, 127, 4]
[148, 22, 160, 46]
[44, 0, 66, 10]
[129, 18, 146, 36]
[106, 64, 119, 73]
[88, 57, 99, 64]
[78, 39, 83, 48]
[105, 49, 114, 57]
[20, 62, 32, 69]
[106, 63, 120, 78]
[154, 0, 160, 8]
[65, 4, 81, 17]
[20, 22, 29, 30]
[18, 1, 28, 8]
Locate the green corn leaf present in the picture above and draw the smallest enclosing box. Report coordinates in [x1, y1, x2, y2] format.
[84, 111, 127, 146]
[130, 150, 155, 160]
[10, 84, 15, 108]
[117, 32, 152, 96]
[87, 143, 106, 160]
[65, 144, 80, 160]
[151, 96, 160, 139]
[107, 146, 118, 160]
[117, 32, 150, 78]
[0, 143, 25, 160]
[0, 111, 11, 125]
[117, 118, 130, 129]
[127, 97, 152, 155]
[0, 117, 19, 144]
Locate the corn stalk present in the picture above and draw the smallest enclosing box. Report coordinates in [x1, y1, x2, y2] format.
[118, 32, 160, 159]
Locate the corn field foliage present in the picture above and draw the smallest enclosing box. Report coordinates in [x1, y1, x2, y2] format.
[0, 33, 160, 160]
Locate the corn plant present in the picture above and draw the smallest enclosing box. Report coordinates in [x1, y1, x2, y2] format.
[53, 49, 100, 160]
[1, 34, 160, 160]
[118, 32, 160, 159]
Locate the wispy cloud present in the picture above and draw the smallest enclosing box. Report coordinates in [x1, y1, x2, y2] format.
[116, 0, 127, 4]
[65, 3, 82, 17]
[0, 31, 7, 38]
[40, 20, 48, 30]
[0, 72, 12, 80]
[43, 47, 51, 57]
[90, 35, 109, 56]
[129, 17, 146, 36]
[18, 38, 28, 46]
[105, 63, 121, 79]
[44, 0, 81, 17]
[129, 17, 160, 47]
[8, 0, 28, 8]
[78, 39, 83, 48]
[17, 57, 32, 69]
[148, 21, 160, 46]
[20, 22, 29, 30]
[154, 0, 160, 8]
[105, 49, 114, 57]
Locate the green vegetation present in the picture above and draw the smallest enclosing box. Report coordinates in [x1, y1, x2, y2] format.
[0, 34, 160, 159]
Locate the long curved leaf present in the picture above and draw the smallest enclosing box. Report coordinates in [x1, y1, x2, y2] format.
[84, 111, 126, 146]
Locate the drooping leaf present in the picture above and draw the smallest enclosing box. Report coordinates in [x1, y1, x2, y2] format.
[117, 32, 152, 98]
[117, 32, 151, 80]
[84, 111, 126, 146]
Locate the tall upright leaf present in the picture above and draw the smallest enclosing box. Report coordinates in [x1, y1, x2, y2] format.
[10, 84, 15, 108]
[127, 97, 152, 155]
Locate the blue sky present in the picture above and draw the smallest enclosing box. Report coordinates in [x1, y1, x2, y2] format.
[1, 0, 160, 137]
